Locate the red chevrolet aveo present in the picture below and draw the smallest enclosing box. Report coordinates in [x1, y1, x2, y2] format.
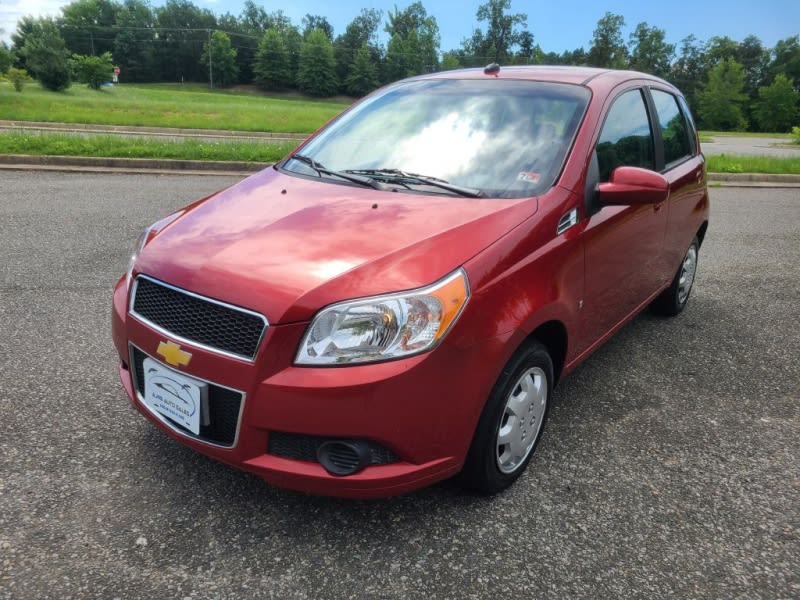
[112, 66, 709, 498]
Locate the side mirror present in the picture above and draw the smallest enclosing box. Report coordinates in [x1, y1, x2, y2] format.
[597, 166, 669, 206]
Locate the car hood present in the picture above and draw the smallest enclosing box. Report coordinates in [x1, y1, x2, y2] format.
[135, 168, 538, 324]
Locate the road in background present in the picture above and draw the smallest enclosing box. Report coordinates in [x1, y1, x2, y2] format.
[1, 173, 798, 599]
[702, 135, 800, 157]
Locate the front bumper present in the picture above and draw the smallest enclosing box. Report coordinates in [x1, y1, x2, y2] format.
[112, 276, 510, 498]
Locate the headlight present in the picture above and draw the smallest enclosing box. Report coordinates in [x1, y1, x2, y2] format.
[124, 212, 184, 289]
[125, 227, 150, 289]
[296, 269, 470, 365]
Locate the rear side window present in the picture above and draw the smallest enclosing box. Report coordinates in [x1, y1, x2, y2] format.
[651, 89, 693, 167]
[677, 95, 698, 155]
[596, 89, 655, 181]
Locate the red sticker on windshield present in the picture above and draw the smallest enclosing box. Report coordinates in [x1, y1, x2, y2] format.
[517, 171, 541, 183]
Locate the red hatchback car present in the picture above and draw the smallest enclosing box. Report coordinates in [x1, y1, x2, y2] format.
[112, 66, 709, 498]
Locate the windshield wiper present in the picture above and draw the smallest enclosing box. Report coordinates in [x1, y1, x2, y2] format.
[289, 154, 387, 191]
[344, 168, 484, 198]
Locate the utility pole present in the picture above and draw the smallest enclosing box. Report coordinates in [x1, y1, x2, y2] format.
[208, 29, 213, 90]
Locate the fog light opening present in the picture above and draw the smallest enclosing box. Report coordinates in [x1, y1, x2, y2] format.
[317, 440, 372, 476]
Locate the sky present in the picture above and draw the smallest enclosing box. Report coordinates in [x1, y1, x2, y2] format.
[1, 0, 798, 55]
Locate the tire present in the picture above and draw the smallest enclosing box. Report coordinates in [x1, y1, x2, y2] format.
[458, 341, 553, 494]
[651, 237, 699, 317]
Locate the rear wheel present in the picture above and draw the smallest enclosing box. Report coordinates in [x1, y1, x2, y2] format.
[651, 237, 699, 316]
[459, 341, 553, 494]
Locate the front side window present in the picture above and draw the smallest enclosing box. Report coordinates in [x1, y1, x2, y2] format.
[651, 89, 693, 167]
[596, 89, 655, 182]
[282, 79, 590, 199]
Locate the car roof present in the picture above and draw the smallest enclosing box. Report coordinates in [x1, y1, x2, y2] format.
[416, 65, 677, 94]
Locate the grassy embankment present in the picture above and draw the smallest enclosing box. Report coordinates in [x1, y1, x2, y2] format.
[0, 82, 349, 163]
[705, 154, 800, 175]
[0, 82, 349, 132]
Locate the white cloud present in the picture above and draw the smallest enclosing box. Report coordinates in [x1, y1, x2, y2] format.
[0, 0, 65, 43]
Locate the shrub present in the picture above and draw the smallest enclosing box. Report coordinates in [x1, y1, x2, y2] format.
[7, 68, 31, 92]
[72, 52, 114, 89]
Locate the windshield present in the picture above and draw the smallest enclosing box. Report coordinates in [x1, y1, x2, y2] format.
[282, 78, 590, 199]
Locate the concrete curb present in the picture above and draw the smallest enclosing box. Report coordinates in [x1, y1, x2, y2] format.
[0, 154, 268, 174]
[1, 154, 799, 186]
[707, 172, 800, 184]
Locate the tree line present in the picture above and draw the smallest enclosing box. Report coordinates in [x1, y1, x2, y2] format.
[1, 0, 799, 132]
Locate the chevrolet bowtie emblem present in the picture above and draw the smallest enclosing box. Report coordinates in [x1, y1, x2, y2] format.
[156, 341, 192, 367]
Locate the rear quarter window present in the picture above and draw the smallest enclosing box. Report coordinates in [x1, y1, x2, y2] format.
[651, 89, 694, 168]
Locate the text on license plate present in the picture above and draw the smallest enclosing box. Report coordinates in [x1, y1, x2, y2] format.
[142, 357, 207, 435]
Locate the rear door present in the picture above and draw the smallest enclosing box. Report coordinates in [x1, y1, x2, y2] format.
[580, 87, 668, 352]
[647, 88, 707, 276]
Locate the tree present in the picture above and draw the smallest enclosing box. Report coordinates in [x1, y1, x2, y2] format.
[385, 33, 414, 82]
[670, 35, 706, 113]
[384, 2, 439, 75]
[560, 47, 588, 65]
[0, 43, 13, 73]
[72, 51, 114, 88]
[59, 0, 120, 57]
[334, 9, 383, 90]
[302, 14, 333, 41]
[233, 1, 285, 84]
[10, 16, 41, 71]
[754, 74, 799, 132]
[698, 58, 748, 130]
[21, 18, 72, 91]
[154, 0, 216, 82]
[587, 12, 628, 68]
[345, 43, 379, 96]
[737, 35, 769, 98]
[769, 35, 800, 86]
[253, 28, 292, 90]
[297, 28, 338, 97]
[216, 13, 253, 84]
[201, 30, 238, 86]
[704, 35, 739, 67]
[441, 52, 460, 70]
[113, 0, 155, 83]
[462, 0, 528, 64]
[628, 22, 675, 79]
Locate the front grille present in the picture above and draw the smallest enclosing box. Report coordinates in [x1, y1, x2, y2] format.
[131, 346, 243, 446]
[268, 432, 400, 465]
[131, 276, 267, 361]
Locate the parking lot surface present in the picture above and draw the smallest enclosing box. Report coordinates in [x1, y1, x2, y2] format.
[701, 135, 800, 157]
[1, 172, 798, 599]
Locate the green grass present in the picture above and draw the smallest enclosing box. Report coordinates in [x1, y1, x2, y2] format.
[700, 130, 794, 139]
[0, 81, 349, 133]
[706, 154, 800, 175]
[0, 131, 294, 162]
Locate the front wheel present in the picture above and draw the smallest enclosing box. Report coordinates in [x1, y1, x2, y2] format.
[458, 341, 553, 494]
[651, 237, 699, 317]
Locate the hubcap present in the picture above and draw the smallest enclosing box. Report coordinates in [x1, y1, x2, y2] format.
[496, 367, 547, 474]
[677, 245, 698, 305]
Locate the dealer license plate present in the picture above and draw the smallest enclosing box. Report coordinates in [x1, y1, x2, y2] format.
[142, 357, 208, 435]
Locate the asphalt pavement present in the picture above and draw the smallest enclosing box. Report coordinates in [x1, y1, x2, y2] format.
[0, 172, 798, 599]
[701, 135, 800, 157]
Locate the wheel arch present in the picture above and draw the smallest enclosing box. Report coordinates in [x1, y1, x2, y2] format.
[526, 320, 568, 384]
[696, 221, 709, 247]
